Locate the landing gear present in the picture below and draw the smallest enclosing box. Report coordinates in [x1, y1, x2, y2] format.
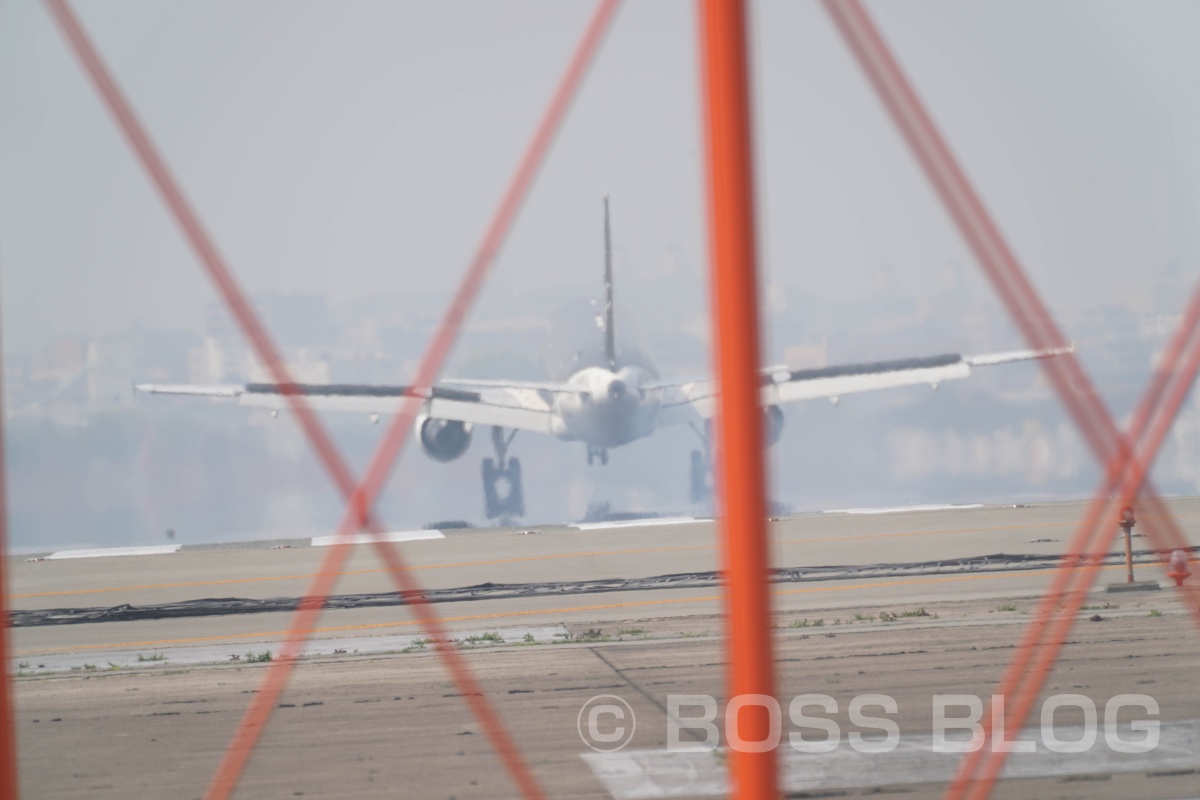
[483, 426, 524, 520]
[587, 444, 609, 466]
[689, 449, 710, 504]
[688, 421, 713, 504]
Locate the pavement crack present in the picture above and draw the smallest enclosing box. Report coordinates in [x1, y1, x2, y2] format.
[590, 646, 708, 744]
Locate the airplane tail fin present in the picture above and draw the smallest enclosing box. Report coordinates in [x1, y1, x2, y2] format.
[603, 196, 616, 368]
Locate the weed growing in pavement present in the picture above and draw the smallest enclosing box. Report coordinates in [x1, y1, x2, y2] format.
[462, 632, 504, 646]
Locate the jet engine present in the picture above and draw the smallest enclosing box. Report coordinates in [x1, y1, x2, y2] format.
[763, 405, 784, 447]
[417, 416, 473, 462]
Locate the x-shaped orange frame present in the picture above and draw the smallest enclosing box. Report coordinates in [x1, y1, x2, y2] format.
[823, 3, 1200, 799]
[2, 3, 1194, 800]
[39, 1, 620, 798]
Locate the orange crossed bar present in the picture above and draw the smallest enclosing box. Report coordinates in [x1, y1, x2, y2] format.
[821, 2, 1200, 798]
[698, 0, 780, 798]
[43, 1, 620, 797]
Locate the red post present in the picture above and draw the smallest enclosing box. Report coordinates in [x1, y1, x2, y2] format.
[0, 330, 19, 800]
[697, 2, 779, 798]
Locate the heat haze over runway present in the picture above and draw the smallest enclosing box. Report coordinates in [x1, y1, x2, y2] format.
[10, 499, 1199, 666]
[9, 500, 1200, 799]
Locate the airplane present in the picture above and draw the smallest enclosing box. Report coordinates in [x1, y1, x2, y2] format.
[138, 198, 1068, 520]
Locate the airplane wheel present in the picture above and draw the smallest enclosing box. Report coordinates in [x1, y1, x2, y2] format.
[506, 457, 526, 518]
[689, 449, 709, 504]
[482, 457, 501, 519]
[600, 450, 608, 466]
[484, 456, 525, 519]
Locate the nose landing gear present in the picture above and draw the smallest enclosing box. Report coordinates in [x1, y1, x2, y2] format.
[587, 444, 609, 466]
[483, 426, 524, 520]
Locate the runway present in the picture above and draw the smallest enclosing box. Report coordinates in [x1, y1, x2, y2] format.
[9, 499, 1200, 798]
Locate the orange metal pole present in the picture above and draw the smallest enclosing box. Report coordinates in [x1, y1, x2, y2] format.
[1123, 523, 1134, 583]
[44, 1, 617, 797]
[0, 328, 18, 800]
[697, 2, 779, 798]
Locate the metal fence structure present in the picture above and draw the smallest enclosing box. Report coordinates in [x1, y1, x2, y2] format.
[2, 1, 1197, 799]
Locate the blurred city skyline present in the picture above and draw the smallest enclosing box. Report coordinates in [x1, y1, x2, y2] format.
[4, 2, 1200, 354]
[4, 1, 1200, 549]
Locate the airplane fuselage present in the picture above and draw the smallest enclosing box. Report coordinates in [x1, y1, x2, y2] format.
[551, 365, 660, 448]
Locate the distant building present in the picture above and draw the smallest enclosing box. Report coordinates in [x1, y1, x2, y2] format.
[197, 293, 337, 383]
[30, 337, 87, 384]
[85, 337, 135, 409]
[189, 336, 233, 384]
[782, 341, 828, 371]
[246, 347, 329, 385]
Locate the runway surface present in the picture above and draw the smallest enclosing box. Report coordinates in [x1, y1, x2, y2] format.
[9, 499, 1200, 798]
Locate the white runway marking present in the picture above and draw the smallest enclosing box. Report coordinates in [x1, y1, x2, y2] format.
[45, 544, 183, 559]
[309, 530, 445, 547]
[13, 625, 571, 673]
[583, 721, 1200, 798]
[824, 503, 984, 515]
[573, 517, 700, 531]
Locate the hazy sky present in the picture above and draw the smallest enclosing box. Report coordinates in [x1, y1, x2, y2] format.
[3, 0, 1200, 355]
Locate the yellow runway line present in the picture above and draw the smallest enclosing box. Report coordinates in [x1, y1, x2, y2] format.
[10, 517, 1086, 601]
[14, 564, 1134, 657]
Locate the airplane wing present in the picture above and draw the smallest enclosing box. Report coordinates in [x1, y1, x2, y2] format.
[135, 381, 569, 435]
[654, 346, 1070, 424]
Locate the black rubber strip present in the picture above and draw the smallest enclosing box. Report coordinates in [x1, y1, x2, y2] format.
[787, 353, 961, 383]
[243, 383, 480, 402]
[13, 547, 1193, 628]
